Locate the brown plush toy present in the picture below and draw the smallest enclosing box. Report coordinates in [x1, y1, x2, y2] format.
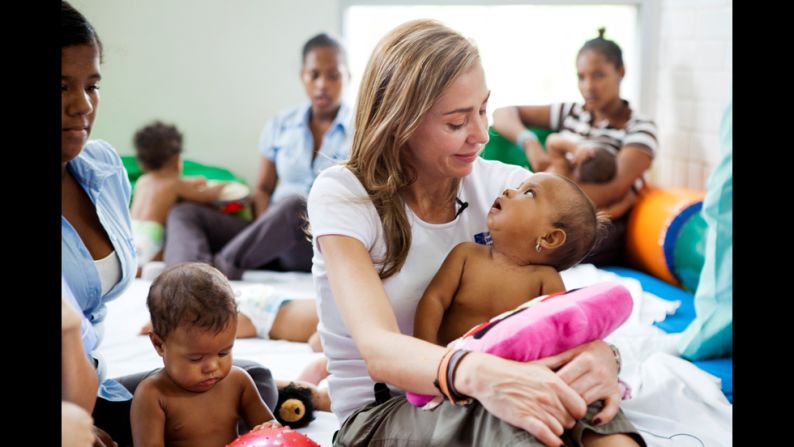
[275, 382, 316, 428]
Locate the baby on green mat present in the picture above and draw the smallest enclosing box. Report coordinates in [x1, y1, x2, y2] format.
[130, 121, 228, 271]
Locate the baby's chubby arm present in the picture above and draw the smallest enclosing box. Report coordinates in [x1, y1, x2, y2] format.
[546, 133, 599, 168]
[183, 176, 207, 187]
[130, 378, 166, 447]
[176, 178, 226, 203]
[413, 243, 472, 345]
[545, 134, 576, 177]
[235, 366, 278, 429]
[546, 133, 579, 157]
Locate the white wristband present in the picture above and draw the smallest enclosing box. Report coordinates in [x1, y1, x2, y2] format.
[515, 129, 538, 148]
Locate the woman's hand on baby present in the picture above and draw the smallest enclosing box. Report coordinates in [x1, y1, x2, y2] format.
[252, 420, 282, 431]
[458, 353, 586, 447]
[535, 340, 622, 426]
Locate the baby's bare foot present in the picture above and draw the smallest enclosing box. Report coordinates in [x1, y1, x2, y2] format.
[296, 357, 328, 385]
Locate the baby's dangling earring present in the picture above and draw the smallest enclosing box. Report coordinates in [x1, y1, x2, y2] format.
[535, 241, 542, 253]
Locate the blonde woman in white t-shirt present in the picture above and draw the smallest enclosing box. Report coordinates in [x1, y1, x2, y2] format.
[307, 19, 644, 447]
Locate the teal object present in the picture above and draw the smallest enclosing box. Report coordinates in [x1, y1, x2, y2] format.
[673, 212, 708, 292]
[678, 98, 733, 361]
[661, 201, 702, 288]
[480, 127, 551, 171]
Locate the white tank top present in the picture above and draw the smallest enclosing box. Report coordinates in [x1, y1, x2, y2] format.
[94, 250, 122, 296]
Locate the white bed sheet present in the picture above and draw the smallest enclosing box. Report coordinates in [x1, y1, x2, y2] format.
[97, 266, 732, 447]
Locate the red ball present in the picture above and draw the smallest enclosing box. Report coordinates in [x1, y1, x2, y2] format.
[226, 426, 321, 447]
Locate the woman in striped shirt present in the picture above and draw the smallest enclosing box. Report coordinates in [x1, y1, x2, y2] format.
[493, 28, 658, 266]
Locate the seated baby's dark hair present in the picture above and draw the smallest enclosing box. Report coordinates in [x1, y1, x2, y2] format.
[146, 262, 237, 340]
[545, 176, 611, 271]
[133, 120, 183, 172]
[577, 145, 617, 183]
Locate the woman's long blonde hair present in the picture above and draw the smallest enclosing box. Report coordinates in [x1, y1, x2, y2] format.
[346, 19, 480, 279]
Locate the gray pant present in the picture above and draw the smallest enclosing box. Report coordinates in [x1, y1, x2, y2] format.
[163, 194, 313, 279]
[335, 397, 645, 447]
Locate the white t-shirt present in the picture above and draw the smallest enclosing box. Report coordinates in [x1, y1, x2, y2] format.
[307, 157, 530, 421]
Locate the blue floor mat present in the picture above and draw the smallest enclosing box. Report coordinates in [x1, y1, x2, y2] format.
[602, 266, 732, 403]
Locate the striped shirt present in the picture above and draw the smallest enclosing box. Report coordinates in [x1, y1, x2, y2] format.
[549, 101, 658, 158]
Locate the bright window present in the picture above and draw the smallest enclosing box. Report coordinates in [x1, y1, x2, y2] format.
[343, 4, 639, 117]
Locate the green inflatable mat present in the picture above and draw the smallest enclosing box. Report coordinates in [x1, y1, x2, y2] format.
[121, 156, 247, 191]
[479, 127, 552, 171]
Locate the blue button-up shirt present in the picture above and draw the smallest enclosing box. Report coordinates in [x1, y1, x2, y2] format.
[62, 139, 136, 401]
[62, 276, 98, 356]
[259, 102, 352, 203]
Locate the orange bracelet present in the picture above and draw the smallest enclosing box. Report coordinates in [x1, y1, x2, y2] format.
[433, 349, 473, 406]
[433, 349, 455, 401]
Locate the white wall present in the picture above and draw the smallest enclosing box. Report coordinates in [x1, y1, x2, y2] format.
[650, 0, 732, 190]
[70, 0, 340, 186]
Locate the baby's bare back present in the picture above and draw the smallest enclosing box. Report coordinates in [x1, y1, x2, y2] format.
[437, 253, 558, 346]
[130, 174, 180, 224]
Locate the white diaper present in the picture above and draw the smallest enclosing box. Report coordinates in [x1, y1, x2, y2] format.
[132, 220, 164, 267]
[234, 284, 291, 339]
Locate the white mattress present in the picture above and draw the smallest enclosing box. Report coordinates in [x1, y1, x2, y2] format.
[97, 266, 732, 447]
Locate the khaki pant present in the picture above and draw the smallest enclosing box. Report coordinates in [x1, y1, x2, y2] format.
[335, 397, 645, 447]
